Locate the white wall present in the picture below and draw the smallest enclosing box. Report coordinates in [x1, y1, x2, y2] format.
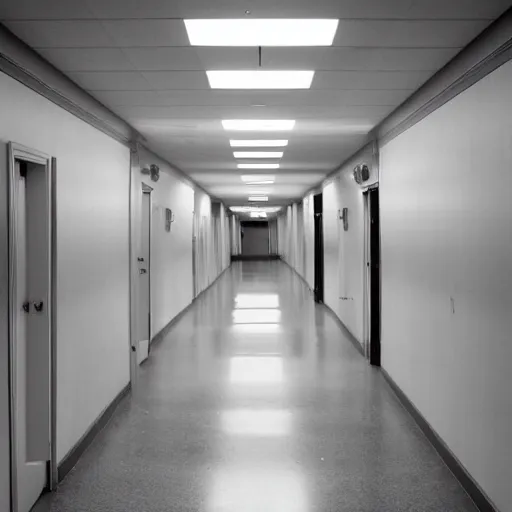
[322, 146, 376, 345]
[136, 148, 195, 336]
[0, 71, 131, 475]
[380, 60, 512, 512]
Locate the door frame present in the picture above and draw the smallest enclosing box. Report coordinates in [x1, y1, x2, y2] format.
[362, 184, 381, 366]
[7, 142, 57, 512]
[140, 184, 153, 358]
[313, 192, 324, 303]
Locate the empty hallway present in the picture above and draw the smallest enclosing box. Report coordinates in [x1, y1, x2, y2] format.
[34, 262, 476, 512]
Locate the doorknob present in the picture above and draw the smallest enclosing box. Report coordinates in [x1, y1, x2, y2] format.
[33, 301, 44, 313]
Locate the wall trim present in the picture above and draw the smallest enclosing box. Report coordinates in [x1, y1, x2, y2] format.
[381, 369, 498, 512]
[322, 304, 365, 357]
[374, 7, 512, 147]
[57, 383, 131, 483]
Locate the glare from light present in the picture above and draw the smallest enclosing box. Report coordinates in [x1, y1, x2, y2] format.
[184, 19, 339, 46]
[221, 409, 292, 436]
[235, 294, 279, 309]
[231, 140, 288, 148]
[222, 120, 295, 131]
[231, 323, 282, 334]
[249, 196, 269, 202]
[229, 206, 282, 213]
[207, 70, 314, 89]
[229, 356, 283, 384]
[251, 211, 268, 218]
[241, 175, 275, 182]
[239, 164, 280, 169]
[233, 309, 281, 323]
[247, 180, 275, 185]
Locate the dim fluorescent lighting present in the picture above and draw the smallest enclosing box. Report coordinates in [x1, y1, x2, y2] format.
[229, 206, 281, 213]
[230, 140, 288, 148]
[238, 164, 279, 169]
[249, 196, 269, 202]
[222, 120, 295, 131]
[234, 151, 283, 159]
[250, 211, 268, 218]
[207, 70, 314, 89]
[241, 175, 275, 182]
[184, 19, 339, 46]
[246, 180, 274, 185]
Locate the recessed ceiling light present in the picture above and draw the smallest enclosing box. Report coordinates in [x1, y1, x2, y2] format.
[234, 151, 283, 159]
[249, 196, 269, 202]
[231, 140, 288, 148]
[250, 211, 268, 218]
[207, 70, 314, 89]
[241, 175, 275, 183]
[246, 180, 275, 185]
[238, 163, 280, 169]
[222, 120, 295, 131]
[184, 19, 339, 46]
[230, 206, 281, 213]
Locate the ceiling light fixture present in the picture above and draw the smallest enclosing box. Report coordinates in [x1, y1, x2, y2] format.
[246, 180, 275, 185]
[250, 211, 268, 218]
[231, 140, 288, 148]
[238, 163, 280, 169]
[184, 19, 339, 46]
[234, 151, 283, 159]
[249, 196, 269, 202]
[207, 70, 314, 89]
[230, 206, 281, 213]
[241, 175, 275, 182]
[222, 120, 295, 131]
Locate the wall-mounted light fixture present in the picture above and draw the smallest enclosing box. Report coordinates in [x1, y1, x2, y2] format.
[338, 208, 348, 231]
[165, 208, 174, 232]
[141, 163, 160, 182]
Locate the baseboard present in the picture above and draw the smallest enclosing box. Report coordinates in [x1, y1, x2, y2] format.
[57, 382, 131, 482]
[381, 369, 498, 512]
[151, 264, 230, 346]
[231, 254, 280, 261]
[322, 303, 365, 357]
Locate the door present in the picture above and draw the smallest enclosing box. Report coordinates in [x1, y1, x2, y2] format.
[313, 193, 324, 303]
[363, 187, 381, 366]
[9, 144, 54, 512]
[136, 189, 151, 364]
[241, 221, 270, 257]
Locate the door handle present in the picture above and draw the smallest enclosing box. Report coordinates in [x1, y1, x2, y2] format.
[139, 269, 147, 274]
[22, 301, 30, 313]
[33, 301, 44, 313]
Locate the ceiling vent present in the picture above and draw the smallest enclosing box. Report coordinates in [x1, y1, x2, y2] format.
[353, 164, 370, 185]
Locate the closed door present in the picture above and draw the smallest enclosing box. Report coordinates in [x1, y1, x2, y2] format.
[14, 160, 48, 512]
[137, 190, 151, 364]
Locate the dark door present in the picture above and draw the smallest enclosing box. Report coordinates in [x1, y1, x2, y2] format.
[313, 193, 324, 303]
[368, 187, 381, 366]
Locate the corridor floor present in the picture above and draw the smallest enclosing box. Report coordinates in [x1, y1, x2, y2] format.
[34, 262, 477, 512]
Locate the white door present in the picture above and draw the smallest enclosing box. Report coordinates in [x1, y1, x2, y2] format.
[15, 161, 47, 512]
[137, 190, 151, 364]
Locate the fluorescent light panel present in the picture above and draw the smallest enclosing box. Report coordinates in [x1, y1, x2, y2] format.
[207, 70, 314, 89]
[234, 151, 283, 159]
[230, 140, 288, 148]
[241, 175, 275, 182]
[184, 19, 339, 46]
[222, 120, 295, 131]
[251, 212, 268, 218]
[229, 206, 281, 213]
[238, 164, 279, 169]
[249, 196, 268, 202]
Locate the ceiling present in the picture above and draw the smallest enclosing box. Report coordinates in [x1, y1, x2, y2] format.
[1, 0, 510, 207]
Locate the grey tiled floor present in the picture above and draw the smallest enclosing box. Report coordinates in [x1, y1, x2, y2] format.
[33, 261, 477, 512]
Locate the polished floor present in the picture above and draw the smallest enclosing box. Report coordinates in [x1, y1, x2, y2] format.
[34, 262, 477, 512]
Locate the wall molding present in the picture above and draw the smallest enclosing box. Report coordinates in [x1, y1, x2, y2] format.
[57, 383, 131, 483]
[381, 369, 498, 512]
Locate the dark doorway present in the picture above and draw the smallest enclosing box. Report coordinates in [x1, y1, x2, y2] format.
[313, 193, 324, 303]
[368, 187, 381, 366]
[241, 221, 269, 258]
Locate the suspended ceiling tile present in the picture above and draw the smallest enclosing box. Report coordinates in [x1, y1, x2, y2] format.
[123, 47, 259, 71]
[332, 19, 491, 48]
[0, 0, 94, 20]
[141, 71, 209, 90]
[3, 20, 112, 47]
[92, 90, 163, 106]
[37, 48, 135, 71]
[100, 19, 190, 47]
[68, 71, 152, 91]
[116, 104, 392, 120]
[313, 71, 433, 90]
[262, 47, 461, 71]
[81, 0, 509, 20]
